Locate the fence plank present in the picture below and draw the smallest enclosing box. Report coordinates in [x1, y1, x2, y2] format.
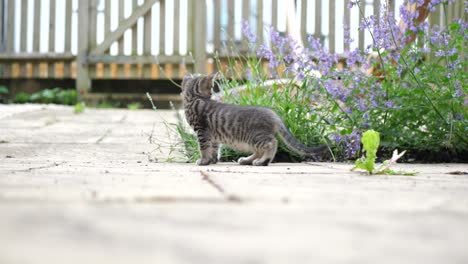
[314, 0, 321, 39]
[214, 0, 221, 52]
[87, 54, 187, 64]
[256, 0, 263, 45]
[193, 0, 207, 73]
[389, 0, 395, 16]
[300, 0, 307, 44]
[374, 0, 380, 23]
[0, 0, 3, 52]
[173, 0, 180, 55]
[143, 0, 152, 78]
[272, 0, 277, 29]
[77, 0, 91, 96]
[186, 0, 193, 55]
[117, 0, 125, 77]
[0, 52, 74, 61]
[228, 0, 235, 42]
[91, 0, 157, 55]
[5, 0, 15, 77]
[344, 0, 351, 52]
[173, 0, 180, 78]
[104, 0, 111, 77]
[0, 0, 3, 77]
[159, 0, 165, 55]
[329, 0, 335, 53]
[358, 2, 365, 50]
[48, 0, 56, 78]
[32, 0, 41, 77]
[131, 0, 138, 77]
[64, 0, 72, 77]
[20, 0, 28, 77]
[242, 0, 249, 51]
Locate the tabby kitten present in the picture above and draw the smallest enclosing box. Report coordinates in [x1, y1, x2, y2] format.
[181, 73, 328, 166]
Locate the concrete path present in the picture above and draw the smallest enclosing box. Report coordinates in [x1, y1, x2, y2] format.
[0, 104, 467, 264]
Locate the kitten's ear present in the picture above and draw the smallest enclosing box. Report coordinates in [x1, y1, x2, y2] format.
[208, 72, 220, 80]
[183, 73, 192, 82]
[206, 72, 220, 87]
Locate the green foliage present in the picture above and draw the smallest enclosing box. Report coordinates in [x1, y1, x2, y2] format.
[127, 102, 142, 110]
[211, 7, 467, 161]
[169, 2, 468, 162]
[14, 92, 31, 104]
[13, 88, 77, 105]
[0, 86, 8, 94]
[0, 85, 9, 103]
[354, 130, 380, 173]
[74, 102, 86, 114]
[96, 101, 116, 108]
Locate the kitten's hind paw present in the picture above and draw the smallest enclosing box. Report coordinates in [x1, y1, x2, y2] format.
[238, 157, 253, 165]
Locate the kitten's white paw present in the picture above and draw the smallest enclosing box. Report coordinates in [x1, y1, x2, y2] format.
[196, 159, 210, 166]
[253, 159, 270, 166]
[238, 157, 252, 165]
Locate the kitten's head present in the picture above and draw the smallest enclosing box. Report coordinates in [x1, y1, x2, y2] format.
[181, 73, 218, 100]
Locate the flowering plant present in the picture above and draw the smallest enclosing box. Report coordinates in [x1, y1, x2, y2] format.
[216, 0, 467, 161]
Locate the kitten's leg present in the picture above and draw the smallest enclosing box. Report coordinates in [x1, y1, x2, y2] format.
[210, 143, 219, 164]
[196, 130, 213, 166]
[253, 139, 278, 166]
[238, 152, 262, 165]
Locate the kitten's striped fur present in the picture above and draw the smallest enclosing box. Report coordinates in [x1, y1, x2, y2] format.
[182, 73, 328, 166]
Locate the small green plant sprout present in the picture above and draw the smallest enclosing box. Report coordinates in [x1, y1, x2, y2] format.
[354, 130, 380, 173]
[74, 102, 86, 114]
[353, 130, 413, 175]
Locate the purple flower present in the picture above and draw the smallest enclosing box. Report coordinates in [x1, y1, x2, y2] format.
[454, 114, 464, 121]
[434, 50, 444, 57]
[323, 79, 350, 101]
[333, 130, 362, 158]
[242, 20, 257, 44]
[343, 22, 354, 44]
[384, 100, 395, 108]
[347, 1, 357, 9]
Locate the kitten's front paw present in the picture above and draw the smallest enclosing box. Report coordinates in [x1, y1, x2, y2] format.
[238, 157, 252, 165]
[253, 159, 270, 166]
[209, 157, 218, 164]
[196, 159, 211, 166]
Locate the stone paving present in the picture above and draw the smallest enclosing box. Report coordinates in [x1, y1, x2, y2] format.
[0, 104, 467, 264]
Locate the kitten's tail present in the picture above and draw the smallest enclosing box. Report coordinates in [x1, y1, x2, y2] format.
[277, 123, 329, 160]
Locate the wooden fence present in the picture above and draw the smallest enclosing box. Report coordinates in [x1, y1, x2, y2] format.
[0, 0, 466, 95]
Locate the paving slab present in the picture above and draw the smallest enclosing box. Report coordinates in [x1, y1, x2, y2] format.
[0, 104, 467, 264]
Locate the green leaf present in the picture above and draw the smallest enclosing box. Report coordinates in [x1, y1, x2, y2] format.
[354, 130, 380, 174]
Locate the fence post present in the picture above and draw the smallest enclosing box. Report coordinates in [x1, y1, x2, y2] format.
[77, 0, 90, 98]
[0, 0, 3, 77]
[0, 0, 4, 52]
[192, 0, 207, 74]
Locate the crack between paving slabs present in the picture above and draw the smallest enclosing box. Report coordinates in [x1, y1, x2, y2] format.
[200, 170, 243, 203]
[95, 114, 128, 144]
[10, 161, 67, 173]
